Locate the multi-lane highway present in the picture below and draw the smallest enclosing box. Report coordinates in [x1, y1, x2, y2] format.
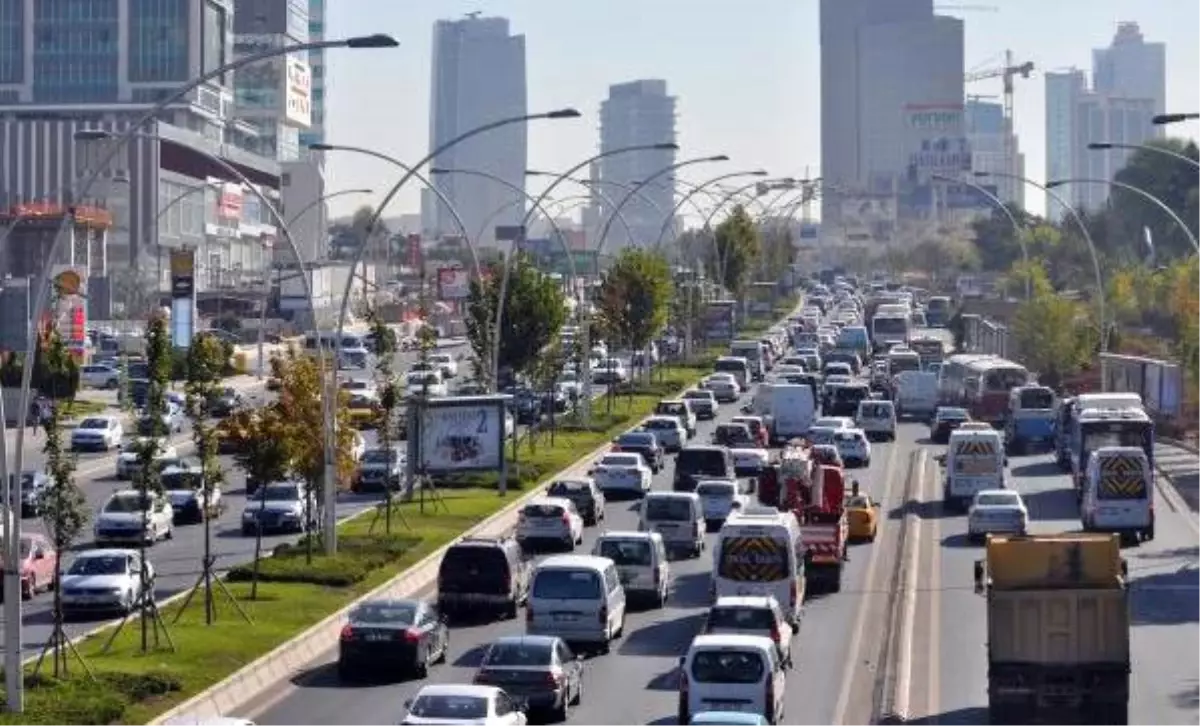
[242, 375, 916, 726]
[239, 383, 1200, 725]
[0, 340, 474, 655]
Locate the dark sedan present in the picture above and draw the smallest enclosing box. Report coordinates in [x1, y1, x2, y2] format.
[930, 406, 971, 443]
[206, 387, 244, 418]
[546, 478, 606, 526]
[337, 598, 449, 681]
[473, 635, 584, 721]
[612, 432, 664, 473]
[712, 423, 756, 449]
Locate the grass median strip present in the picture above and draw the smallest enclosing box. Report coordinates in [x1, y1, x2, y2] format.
[0, 366, 705, 725]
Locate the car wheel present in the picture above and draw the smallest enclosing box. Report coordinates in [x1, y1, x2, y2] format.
[571, 673, 584, 705]
[414, 646, 430, 678]
[436, 630, 449, 663]
[164, 524, 174, 541]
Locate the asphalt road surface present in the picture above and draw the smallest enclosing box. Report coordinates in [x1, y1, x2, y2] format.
[243, 374, 914, 726]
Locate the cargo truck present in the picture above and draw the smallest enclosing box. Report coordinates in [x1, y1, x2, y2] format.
[972, 533, 1130, 725]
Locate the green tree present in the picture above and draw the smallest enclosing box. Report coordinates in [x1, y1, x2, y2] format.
[708, 206, 760, 297]
[180, 333, 229, 625]
[367, 306, 403, 532]
[595, 248, 673, 380]
[968, 203, 1035, 273]
[1011, 293, 1088, 388]
[465, 256, 568, 387]
[909, 236, 979, 287]
[757, 224, 797, 279]
[1106, 138, 1199, 263]
[230, 405, 291, 600]
[33, 329, 90, 678]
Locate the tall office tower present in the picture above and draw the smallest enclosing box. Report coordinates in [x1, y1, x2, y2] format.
[965, 98, 1024, 208]
[597, 80, 677, 249]
[425, 14, 527, 247]
[818, 0, 937, 226]
[1093, 22, 1165, 124]
[301, 0, 326, 150]
[1044, 70, 1087, 222]
[232, 0, 311, 162]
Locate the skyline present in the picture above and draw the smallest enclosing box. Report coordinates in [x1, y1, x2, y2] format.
[319, 0, 1200, 221]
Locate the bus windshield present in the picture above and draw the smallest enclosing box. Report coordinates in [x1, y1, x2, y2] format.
[982, 366, 1028, 393]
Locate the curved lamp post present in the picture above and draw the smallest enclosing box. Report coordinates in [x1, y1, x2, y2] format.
[525, 171, 645, 244]
[489, 142, 680, 422]
[652, 170, 768, 249]
[976, 170, 1108, 352]
[1154, 113, 1199, 125]
[930, 172, 1030, 299]
[698, 177, 793, 287]
[430, 167, 578, 290]
[1088, 141, 1200, 170]
[1046, 178, 1198, 253]
[324, 109, 581, 536]
[308, 143, 481, 279]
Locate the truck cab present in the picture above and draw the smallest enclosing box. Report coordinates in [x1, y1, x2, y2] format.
[1082, 446, 1155, 544]
[939, 427, 1006, 511]
[1004, 384, 1057, 455]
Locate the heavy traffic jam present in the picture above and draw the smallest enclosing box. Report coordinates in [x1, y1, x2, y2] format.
[302, 273, 1154, 726]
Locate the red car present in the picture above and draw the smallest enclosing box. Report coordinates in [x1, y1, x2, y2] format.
[3, 534, 57, 601]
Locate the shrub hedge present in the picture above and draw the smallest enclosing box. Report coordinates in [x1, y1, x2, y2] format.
[225, 534, 421, 587]
[0, 672, 182, 725]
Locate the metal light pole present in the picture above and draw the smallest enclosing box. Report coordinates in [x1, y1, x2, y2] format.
[1047, 178, 1198, 253]
[1088, 141, 1200, 170]
[524, 171, 645, 246]
[930, 172, 1031, 299]
[325, 110, 580, 540]
[1153, 112, 1200, 125]
[489, 142, 681, 433]
[976, 170, 1109, 351]
[696, 177, 791, 290]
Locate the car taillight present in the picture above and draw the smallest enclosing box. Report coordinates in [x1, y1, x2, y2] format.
[789, 579, 798, 605]
[545, 671, 562, 688]
[770, 622, 781, 643]
[598, 604, 607, 625]
[611, 445, 621, 452]
[339, 625, 354, 641]
[561, 512, 571, 526]
[403, 629, 421, 643]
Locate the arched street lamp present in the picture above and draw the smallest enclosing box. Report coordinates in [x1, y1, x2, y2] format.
[1046, 178, 1198, 252]
[523, 171, 639, 246]
[930, 172, 1030, 299]
[1087, 141, 1200, 170]
[1153, 113, 1199, 125]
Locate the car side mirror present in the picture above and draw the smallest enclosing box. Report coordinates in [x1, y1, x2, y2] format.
[33, 551, 45, 560]
[934, 454, 946, 467]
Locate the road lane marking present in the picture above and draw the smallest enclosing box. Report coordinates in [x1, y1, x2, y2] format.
[890, 448, 925, 722]
[924, 451, 941, 723]
[832, 436, 903, 725]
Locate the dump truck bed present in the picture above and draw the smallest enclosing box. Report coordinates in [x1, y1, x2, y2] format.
[988, 586, 1129, 665]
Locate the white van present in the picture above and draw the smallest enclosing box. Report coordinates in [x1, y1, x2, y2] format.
[730, 340, 767, 381]
[1082, 446, 1155, 543]
[677, 634, 787, 725]
[856, 399, 896, 442]
[526, 555, 626, 653]
[640, 491, 705, 558]
[769, 384, 816, 444]
[592, 531, 671, 607]
[712, 508, 806, 626]
[941, 428, 1006, 511]
[714, 356, 753, 391]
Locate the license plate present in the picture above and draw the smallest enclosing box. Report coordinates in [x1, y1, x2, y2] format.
[553, 613, 577, 622]
[363, 632, 391, 642]
[707, 701, 743, 711]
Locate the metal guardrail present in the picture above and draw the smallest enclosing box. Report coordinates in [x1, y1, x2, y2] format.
[960, 314, 1010, 358]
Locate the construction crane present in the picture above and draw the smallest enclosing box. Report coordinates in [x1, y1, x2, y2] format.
[965, 50, 1034, 195]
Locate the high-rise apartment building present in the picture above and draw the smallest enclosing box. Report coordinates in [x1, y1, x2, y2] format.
[1044, 24, 1163, 220]
[965, 98, 1024, 207]
[595, 79, 677, 249]
[232, 0, 310, 162]
[424, 15, 527, 248]
[300, 0, 325, 149]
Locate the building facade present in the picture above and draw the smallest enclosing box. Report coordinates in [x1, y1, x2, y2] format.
[594, 79, 677, 250]
[965, 98, 1024, 207]
[424, 15, 527, 248]
[300, 0, 324, 150]
[231, 0, 311, 163]
[1093, 22, 1165, 119]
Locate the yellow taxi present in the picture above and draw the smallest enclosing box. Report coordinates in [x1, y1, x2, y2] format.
[845, 490, 880, 542]
[344, 392, 382, 429]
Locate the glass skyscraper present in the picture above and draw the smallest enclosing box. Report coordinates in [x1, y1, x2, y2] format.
[300, 0, 325, 148]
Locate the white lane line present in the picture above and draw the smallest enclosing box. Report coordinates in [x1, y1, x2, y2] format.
[831, 438, 903, 725]
[925, 450, 941, 723]
[890, 448, 925, 722]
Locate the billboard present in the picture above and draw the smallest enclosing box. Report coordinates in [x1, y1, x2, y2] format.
[216, 183, 244, 221]
[748, 282, 776, 317]
[283, 55, 312, 128]
[437, 268, 470, 300]
[169, 249, 196, 348]
[414, 397, 508, 473]
[703, 301, 736, 343]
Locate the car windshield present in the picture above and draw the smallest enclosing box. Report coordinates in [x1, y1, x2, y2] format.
[658, 403, 686, 416]
[261, 486, 300, 502]
[362, 449, 397, 464]
[532, 569, 601, 599]
[678, 449, 729, 476]
[807, 429, 835, 445]
[79, 418, 109, 430]
[548, 480, 590, 497]
[734, 419, 762, 434]
[618, 434, 653, 447]
[696, 482, 735, 498]
[597, 539, 652, 566]
[690, 650, 767, 684]
[718, 426, 752, 441]
[1019, 388, 1055, 409]
[645, 497, 693, 521]
[103, 493, 152, 513]
[406, 695, 489, 720]
[68, 555, 128, 576]
[349, 602, 416, 626]
[161, 472, 202, 490]
[939, 409, 968, 421]
[707, 607, 775, 632]
[644, 419, 675, 430]
[600, 454, 640, 467]
[523, 503, 565, 518]
[20, 474, 39, 491]
[976, 493, 1020, 507]
[847, 495, 872, 508]
[482, 641, 554, 667]
[683, 391, 711, 400]
[860, 403, 891, 418]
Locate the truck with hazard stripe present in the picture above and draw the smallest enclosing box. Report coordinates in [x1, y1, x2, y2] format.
[938, 426, 1006, 511]
[711, 508, 807, 626]
[1081, 446, 1155, 544]
[757, 441, 849, 593]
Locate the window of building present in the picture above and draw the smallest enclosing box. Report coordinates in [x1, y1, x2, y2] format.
[128, 0, 187, 82]
[201, 0, 228, 84]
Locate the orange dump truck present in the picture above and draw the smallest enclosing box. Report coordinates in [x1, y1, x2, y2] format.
[973, 533, 1130, 724]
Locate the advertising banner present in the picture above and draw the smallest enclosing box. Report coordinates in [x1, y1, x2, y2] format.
[437, 268, 470, 300]
[169, 249, 196, 348]
[703, 302, 736, 343]
[217, 183, 244, 221]
[283, 55, 312, 128]
[415, 398, 507, 473]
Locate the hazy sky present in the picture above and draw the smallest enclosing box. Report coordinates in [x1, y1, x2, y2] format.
[320, 0, 1200, 220]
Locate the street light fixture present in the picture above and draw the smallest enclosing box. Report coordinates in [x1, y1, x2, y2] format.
[929, 172, 1030, 299]
[1087, 141, 1200, 170]
[1046, 178, 1198, 252]
[524, 171, 647, 242]
[1153, 113, 1200, 125]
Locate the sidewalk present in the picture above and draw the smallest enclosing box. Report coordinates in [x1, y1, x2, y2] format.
[1156, 439, 1200, 512]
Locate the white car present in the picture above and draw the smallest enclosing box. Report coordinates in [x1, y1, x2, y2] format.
[703, 595, 795, 669]
[695, 479, 746, 527]
[80, 363, 120, 389]
[405, 370, 448, 397]
[516, 496, 584, 551]
[115, 438, 178, 480]
[679, 634, 787, 725]
[833, 428, 872, 468]
[730, 448, 770, 477]
[71, 416, 124, 451]
[242, 481, 309, 535]
[60, 549, 154, 617]
[639, 416, 687, 452]
[429, 352, 458, 378]
[591, 452, 652, 498]
[856, 400, 897, 441]
[703, 373, 740, 403]
[967, 489, 1028, 543]
[681, 389, 718, 419]
[557, 370, 582, 400]
[93, 490, 175, 546]
[813, 416, 855, 431]
[401, 684, 527, 725]
[593, 358, 628, 384]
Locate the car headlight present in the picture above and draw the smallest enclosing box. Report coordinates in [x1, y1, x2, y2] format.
[242, 511, 255, 520]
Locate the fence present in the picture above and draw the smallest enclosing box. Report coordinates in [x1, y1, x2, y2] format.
[1098, 352, 1185, 419]
[960, 314, 1010, 358]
